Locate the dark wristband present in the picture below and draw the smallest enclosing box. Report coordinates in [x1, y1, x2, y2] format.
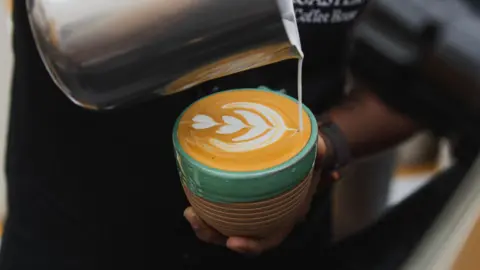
[317, 114, 352, 172]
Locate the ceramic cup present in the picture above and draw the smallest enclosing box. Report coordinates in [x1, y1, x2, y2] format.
[173, 88, 318, 237]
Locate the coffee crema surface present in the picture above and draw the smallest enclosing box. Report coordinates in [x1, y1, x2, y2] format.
[177, 89, 311, 172]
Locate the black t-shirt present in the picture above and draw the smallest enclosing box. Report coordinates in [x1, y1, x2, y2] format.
[0, 1, 368, 269]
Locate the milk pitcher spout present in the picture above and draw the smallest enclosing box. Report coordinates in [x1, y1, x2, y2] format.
[27, 0, 302, 110]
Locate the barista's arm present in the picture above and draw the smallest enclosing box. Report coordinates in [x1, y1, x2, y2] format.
[320, 80, 420, 170]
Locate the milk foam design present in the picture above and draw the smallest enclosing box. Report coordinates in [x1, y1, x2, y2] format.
[191, 102, 295, 153]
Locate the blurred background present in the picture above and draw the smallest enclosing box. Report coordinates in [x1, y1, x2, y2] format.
[0, 0, 13, 236]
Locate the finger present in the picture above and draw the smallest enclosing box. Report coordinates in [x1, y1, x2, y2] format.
[184, 207, 226, 245]
[226, 237, 265, 255]
[226, 225, 293, 255]
[183, 207, 226, 246]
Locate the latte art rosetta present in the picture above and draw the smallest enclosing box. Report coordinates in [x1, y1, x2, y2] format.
[191, 102, 297, 153]
[177, 90, 311, 172]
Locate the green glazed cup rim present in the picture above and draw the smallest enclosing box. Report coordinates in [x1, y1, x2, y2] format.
[173, 88, 318, 202]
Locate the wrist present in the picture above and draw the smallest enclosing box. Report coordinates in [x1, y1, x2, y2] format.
[316, 113, 352, 174]
[317, 133, 335, 170]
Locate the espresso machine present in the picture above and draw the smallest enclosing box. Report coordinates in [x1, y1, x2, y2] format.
[351, 0, 480, 142]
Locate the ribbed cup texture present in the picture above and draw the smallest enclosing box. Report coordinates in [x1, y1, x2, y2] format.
[183, 171, 313, 237]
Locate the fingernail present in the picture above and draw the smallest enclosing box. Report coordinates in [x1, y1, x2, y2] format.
[191, 222, 200, 231]
[190, 216, 201, 230]
[184, 208, 193, 217]
[184, 209, 200, 229]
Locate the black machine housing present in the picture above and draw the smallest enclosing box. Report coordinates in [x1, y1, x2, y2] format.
[351, 0, 480, 146]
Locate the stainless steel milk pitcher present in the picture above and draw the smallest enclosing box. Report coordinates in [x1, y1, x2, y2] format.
[27, 0, 302, 110]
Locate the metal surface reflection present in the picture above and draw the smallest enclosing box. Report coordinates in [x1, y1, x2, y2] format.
[27, 0, 302, 110]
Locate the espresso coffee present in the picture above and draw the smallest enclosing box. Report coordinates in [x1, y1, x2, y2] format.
[176, 89, 312, 172]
